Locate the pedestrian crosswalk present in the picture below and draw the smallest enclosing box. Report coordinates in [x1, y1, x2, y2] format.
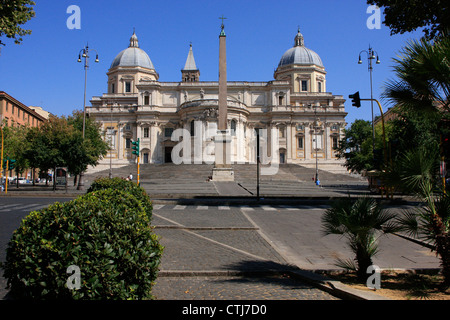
[152, 204, 329, 212]
[0, 203, 49, 213]
[0, 202, 329, 213]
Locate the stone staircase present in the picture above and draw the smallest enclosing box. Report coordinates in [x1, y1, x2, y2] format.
[86, 163, 362, 184]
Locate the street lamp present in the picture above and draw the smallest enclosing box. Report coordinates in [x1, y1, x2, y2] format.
[358, 46, 380, 156]
[78, 43, 99, 138]
[77, 43, 99, 190]
[109, 105, 113, 179]
[313, 106, 321, 185]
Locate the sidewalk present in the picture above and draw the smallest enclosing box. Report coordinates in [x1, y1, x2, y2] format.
[0, 177, 407, 202]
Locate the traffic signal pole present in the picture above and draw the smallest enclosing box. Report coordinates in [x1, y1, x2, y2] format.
[137, 155, 140, 186]
[5, 159, 8, 194]
[361, 98, 387, 166]
[349, 92, 387, 166]
[349, 93, 391, 198]
[1, 127, 3, 191]
[131, 138, 140, 186]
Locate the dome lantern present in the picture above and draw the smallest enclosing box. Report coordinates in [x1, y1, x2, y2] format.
[277, 28, 323, 68]
[129, 29, 139, 48]
[294, 27, 304, 47]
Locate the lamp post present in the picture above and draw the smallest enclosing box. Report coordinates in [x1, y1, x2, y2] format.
[358, 46, 380, 156]
[77, 43, 99, 190]
[109, 105, 114, 179]
[1, 126, 3, 191]
[313, 108, 321, 185]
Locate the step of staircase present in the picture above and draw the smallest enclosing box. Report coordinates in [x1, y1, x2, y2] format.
[85, 163, 362, 184]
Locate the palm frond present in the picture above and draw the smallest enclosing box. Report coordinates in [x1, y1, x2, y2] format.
[396, 209, 420, 239]
[334, 258, 357, 272]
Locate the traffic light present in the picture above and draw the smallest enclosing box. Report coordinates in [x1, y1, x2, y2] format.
[8, 159, 16, 170]
[442, 133, 450, 156]
[131, 138, 140, 156]
[2, 157, 16, 170]
[349, 91, 361, 108]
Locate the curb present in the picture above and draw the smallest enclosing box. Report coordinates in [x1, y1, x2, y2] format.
[156, 269, 391, 300]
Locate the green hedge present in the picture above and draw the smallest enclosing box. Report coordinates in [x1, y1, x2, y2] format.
[2, 189, 163, 300]
[87, 177, 153, 221]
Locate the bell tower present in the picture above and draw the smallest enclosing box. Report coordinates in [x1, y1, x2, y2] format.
[181, 43, 200, 82]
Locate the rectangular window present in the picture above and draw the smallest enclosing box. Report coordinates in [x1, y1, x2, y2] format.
[313, 134, 323, 150]
[126, 138, 131, 149]
[301, 80, 308, 92]
[318, 82, 322, 93]
[164, 127, 174, 138]
[332, 136, 339, 149]
[107, 127, 116, 148]
[144, 95, 150, 105]
[298, 137, 304, 149]
[143, 127, 149, 138]
[278, 96, 284, 105]
[111, 83, 115, 94]
[125, 82, 131, 93]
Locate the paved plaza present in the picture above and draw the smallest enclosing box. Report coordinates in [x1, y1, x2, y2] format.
[149, 203, 439, 300]
[0, 164, 442, 300]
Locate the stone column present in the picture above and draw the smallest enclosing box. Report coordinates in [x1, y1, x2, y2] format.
[118, 123, 124, 160]
[149, 121, 158, 164]
[286, 122, 292, 161]
[305, 122, 311, 160]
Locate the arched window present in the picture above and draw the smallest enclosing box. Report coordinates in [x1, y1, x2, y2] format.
[144, 93, 150, 105]
[231, 120, 237, 136]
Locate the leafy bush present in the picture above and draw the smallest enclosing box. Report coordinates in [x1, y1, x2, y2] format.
[87, 177, 153, 221]
[1, 189, 163, 300]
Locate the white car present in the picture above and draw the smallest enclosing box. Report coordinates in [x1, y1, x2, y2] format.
[13, 177, 28, 184]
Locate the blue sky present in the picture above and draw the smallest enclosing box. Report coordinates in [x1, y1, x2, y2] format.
[0, 0, 424, 126]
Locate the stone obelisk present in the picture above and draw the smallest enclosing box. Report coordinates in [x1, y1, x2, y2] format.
[212, 17, 234, 181]
[218, 18, 227, 132]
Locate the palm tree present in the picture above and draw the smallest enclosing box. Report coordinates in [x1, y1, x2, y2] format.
[382, 35, 450, 114]
[381, 34, 450, 289]
[393, 148, 450, 289]
[321, 197, 398, 282]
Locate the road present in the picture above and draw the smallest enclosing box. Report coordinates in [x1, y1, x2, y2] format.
[0, 196, 75, 299]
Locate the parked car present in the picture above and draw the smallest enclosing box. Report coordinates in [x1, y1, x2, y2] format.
[13, 177, 28, 184]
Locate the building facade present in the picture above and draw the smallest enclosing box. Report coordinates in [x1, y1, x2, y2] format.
[87, 29, 348, 173]
[0, 91, 46, 128]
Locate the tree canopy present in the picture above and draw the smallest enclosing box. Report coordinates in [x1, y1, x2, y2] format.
[367, 0, 450, 39]
[2, 111, 109, 183]
[0, 0, 35, 46]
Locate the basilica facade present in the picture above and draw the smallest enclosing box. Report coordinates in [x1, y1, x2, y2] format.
[87, 28, 348, 173]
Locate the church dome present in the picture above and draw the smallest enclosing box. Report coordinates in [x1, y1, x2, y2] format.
[278, 29, 323, 68]
[110, 31, 155, 70]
